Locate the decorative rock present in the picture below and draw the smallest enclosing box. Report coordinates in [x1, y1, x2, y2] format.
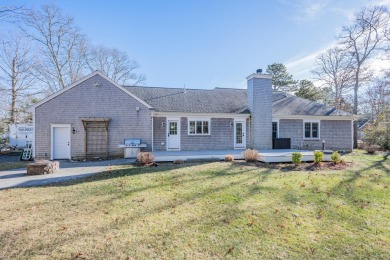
[27, 160, 60, 175]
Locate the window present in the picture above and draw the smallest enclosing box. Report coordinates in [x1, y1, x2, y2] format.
[304, 121, 320, 139]
[272, 122, 278, 139]
[189, 119, 210, 135]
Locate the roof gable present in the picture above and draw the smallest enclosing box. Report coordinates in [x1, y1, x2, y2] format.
[27, 71, 152, 112]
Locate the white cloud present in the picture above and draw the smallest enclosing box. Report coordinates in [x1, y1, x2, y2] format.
[285, 44, 390, 83]
[285, 42, 335, 80]
[278, 0, 330, 22]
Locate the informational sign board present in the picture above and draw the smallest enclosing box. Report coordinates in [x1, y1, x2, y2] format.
[9, 124, 34, 148]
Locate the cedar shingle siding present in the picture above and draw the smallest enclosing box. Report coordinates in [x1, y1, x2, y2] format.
[279, 119, 352, 150]
[35, 74, 152, 159]
[32, 71, 354, 159]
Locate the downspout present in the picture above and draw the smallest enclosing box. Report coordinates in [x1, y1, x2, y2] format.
[32, 109, 35, 158]
[151, 115, 154, 152]
[351, 119, 354, 150]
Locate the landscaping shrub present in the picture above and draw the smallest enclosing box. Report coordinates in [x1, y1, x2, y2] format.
[173, 159, 184, 164]
[363, 125, 390, 150]
[137, 152, 155, 165]
[331, 151, 341, 164]
[291, 152, 303, 165]
[314, 151, 324, 164]
[242, 149, 259, 162]
[224, 155, 234, 161]
[365, 145, 380, 154]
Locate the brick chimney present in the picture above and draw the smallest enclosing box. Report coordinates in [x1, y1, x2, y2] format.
[247, 69, 273, 149]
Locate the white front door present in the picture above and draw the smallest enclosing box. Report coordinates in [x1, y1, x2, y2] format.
[167, 120, 180, 150]
[234, 120, 246, 149]
[52, 125, 71, 159]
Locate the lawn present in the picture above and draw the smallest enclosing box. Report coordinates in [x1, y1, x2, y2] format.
[0, 151, 389, 259]
[0, 161, 29, 171]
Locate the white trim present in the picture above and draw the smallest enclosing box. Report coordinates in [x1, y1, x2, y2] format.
[246, 73, 272, 80]
[272, 119, 279, 139]
[234, 119, 247, 149]
[152, 112, 250, 119]
[166, 118, 181, 151]
[50, 124, 71, 160]
[273, 115, 355, 120]
[26, 71, 152, 112]
[303, 120, 320, 140]
[351, 120, 354, 150]
[188, 118, 211, 135]
[151, 116, 154, 152]
[32, 110, 36, 158]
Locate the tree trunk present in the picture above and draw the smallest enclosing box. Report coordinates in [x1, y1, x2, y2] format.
[353, 67, 360, 149]
[10, 57, 17, 124]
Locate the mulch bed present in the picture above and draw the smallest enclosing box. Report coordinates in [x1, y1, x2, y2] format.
[233, 160, 353, 171]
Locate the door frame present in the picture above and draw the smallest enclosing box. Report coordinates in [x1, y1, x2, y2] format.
[51, 124, 71, 160]
[166, 117, 181, 151]
[234, 119, 246, 149]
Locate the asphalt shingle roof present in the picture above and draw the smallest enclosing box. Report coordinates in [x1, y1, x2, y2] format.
[124, 86, 351, 116]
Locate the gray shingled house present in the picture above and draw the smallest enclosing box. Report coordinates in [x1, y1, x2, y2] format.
[27, 70, 354, 160]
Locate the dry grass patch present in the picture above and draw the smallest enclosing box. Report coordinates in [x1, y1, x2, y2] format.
[0, 151, 389, 259]
[0, 161, 29, 171]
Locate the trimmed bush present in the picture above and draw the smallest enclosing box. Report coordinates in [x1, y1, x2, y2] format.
[224, 155, 234, 162]
[314, 151, 324, 164]
[291, 152, 303, 165]
[330, 151, 341, 164]
[242, 149, 259, 162]
[173, 159, 184, 164]
[137, 152, 155, 165]
[365, 145, 380, 154]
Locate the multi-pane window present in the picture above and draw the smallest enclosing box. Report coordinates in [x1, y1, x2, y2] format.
[272, 122, 278, 139]
[189, 120, 209, 135]
[304, 122, 319, 139]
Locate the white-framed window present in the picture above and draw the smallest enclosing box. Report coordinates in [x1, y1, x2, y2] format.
[188, 119, 210, 135]
[303, 120, 320, 139]
[272, 120, 279, 139]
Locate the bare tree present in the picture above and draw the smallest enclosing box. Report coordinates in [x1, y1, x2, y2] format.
[0, 5, 24, 22]
[86, 46, 145, 85]
[338, 5, 390, 147]
[0, 33, 39, 123]
[21, 4, 88, 94]
[361, 72, 390, 123]
[312, 47, 355, 109]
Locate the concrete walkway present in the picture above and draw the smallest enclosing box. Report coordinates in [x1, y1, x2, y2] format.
[0, 159, 135, 190]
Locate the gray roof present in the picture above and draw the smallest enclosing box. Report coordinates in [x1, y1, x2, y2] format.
[125, 86, 351, 116]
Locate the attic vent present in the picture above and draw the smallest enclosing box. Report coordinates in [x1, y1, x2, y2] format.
[93, 82, 101, 87]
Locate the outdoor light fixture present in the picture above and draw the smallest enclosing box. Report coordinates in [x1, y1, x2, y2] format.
[322, 140, 326, 150]
[162, 122, 166, 128]
[136, 106, 140, 112]
[72, 127, 76, 134]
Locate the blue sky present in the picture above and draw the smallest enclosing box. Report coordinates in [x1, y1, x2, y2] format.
[3, 0, 389, 89]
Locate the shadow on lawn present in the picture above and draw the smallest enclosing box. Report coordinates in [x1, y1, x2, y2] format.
[7, 163, 280, 258]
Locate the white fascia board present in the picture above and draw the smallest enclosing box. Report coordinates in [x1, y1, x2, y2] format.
[273, 115, 355, 120]
[26, 71, 153, 112]
[151, 112, 250, 119]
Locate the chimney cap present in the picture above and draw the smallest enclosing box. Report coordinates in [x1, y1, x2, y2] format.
[256, 69, 262, 73]
[246, 72, 272, 80]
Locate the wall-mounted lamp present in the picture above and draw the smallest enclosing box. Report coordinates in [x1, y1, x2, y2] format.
[322, 140, 326, 150]
[72, 127, 76, 134]
[230, 122, 234, 127]
[162, 122, 166, 128]
[136, 106, 140, 112]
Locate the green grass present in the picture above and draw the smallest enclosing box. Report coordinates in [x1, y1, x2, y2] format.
[0, 150, 389, 259]
[0, 161, 29, 171]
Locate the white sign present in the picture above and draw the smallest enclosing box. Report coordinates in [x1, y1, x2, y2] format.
[18, 127, 33, 134]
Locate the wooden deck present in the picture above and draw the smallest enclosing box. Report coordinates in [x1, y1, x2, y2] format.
[153, 149, 332, 163]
